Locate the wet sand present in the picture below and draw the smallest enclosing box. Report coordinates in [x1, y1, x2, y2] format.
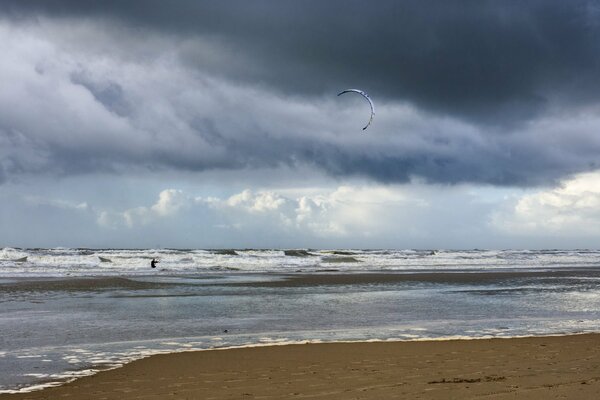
[0, 277, 172, 292]
[4, 334, 600, 399]
[236, 269, 600, 287]
[3, 268, 600, 292]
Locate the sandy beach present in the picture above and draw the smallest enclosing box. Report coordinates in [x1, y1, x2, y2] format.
[3, 334, 600, 399]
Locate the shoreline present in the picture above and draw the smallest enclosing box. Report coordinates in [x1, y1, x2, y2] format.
[3, 333, 600, 399]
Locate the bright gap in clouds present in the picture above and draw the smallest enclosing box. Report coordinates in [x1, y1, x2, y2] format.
[7, 173, 598, 249]
[493, 170, 600, 237]
[127, 172, 600, 249]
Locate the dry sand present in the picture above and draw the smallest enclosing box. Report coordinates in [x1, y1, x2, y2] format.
[4, 334, 600, 399]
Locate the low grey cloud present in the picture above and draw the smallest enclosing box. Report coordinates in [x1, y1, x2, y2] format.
[1, 3, 600, 189]
[70, 71, 131, 118]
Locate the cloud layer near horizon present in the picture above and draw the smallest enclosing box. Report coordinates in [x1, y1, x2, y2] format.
[5, 171, 600, 249]
[0, 182, 500, 248]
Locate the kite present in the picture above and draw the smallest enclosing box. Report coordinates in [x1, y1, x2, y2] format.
[337, 89, 375, 130]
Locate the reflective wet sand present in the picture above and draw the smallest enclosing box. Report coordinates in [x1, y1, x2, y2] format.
[3, 334, 600, 399]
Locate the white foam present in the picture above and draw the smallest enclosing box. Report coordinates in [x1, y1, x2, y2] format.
[88, 358, 116, 363]
[4, 248, 600, 277]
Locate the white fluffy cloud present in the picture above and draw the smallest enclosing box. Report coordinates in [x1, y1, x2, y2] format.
[98, 189, 189, 228]
[15, 174, 600, 248]
[492, 171, 600, 236]
[95, 185, 427, 241]
[225, 190, 289, 213]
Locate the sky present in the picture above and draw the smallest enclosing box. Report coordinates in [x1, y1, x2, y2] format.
[2, 1, 600, 249]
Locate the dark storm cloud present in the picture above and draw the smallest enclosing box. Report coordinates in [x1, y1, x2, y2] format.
[2, 0, 600, 124]
[2, 1, 600, 188]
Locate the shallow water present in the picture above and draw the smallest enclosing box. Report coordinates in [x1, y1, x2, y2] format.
[2, 248, 600, 392]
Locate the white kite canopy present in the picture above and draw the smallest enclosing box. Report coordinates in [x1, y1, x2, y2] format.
[337, 89, 375, 130]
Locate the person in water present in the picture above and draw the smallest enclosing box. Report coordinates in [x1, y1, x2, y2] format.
[151, 258, 159, 268]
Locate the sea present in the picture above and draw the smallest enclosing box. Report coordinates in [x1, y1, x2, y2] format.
[2, 247, 600, 393]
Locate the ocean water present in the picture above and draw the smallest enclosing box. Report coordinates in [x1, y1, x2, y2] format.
[2, 248, 600, 392]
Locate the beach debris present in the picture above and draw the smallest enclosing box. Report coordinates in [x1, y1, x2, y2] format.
[337, 89, 375, 130]
[428, 375, 506, 384]
[284, 249, 316, 257]
[98, 256, 112, 263]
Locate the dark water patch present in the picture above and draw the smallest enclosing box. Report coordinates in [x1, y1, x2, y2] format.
[321, 250, 357, 256]
[163, 248, 194, 252]
[238, 248, 275, 252]
[211, 249, 238, 256]
[410, 250, 438, 256]
[284, 250, 316, 257]
[74, 248, 96, 255]
[322, 256, 361, 263]
[208, 265, 241, 271]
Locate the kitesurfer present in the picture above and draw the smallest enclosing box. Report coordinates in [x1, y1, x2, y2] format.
[151, 258, 159, 268]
